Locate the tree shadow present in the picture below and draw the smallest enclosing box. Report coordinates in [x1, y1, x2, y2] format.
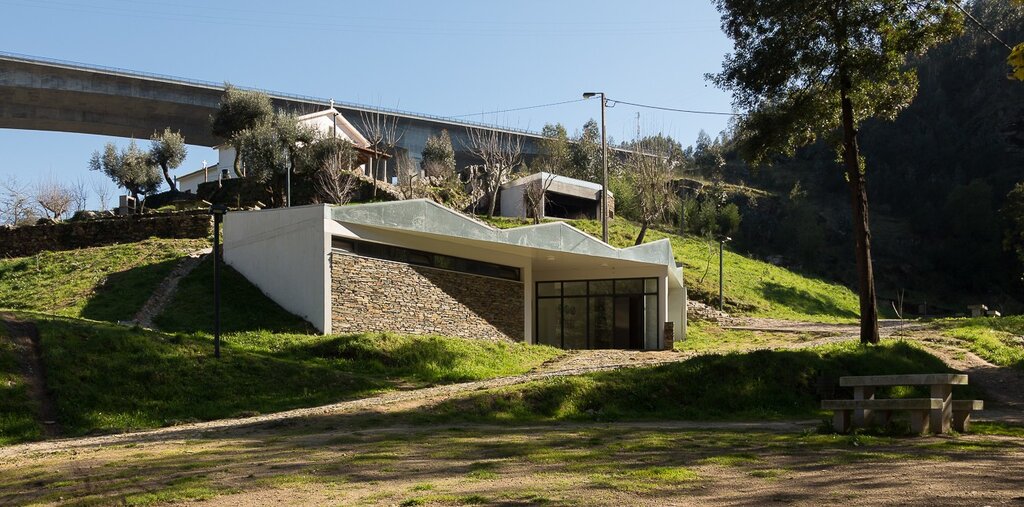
[758, 282, 859, 319]
[79, 259, 181, 323]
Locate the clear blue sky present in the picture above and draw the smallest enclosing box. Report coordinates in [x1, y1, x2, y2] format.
[0, 0, 735, 206]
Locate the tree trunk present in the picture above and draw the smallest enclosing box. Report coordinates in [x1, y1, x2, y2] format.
[635, 222, 649, 246]
[161, 163, 177, 192]
[840, 87, 880, 344]
[487, 184, 499, 217]
[233, 142, 245, 178]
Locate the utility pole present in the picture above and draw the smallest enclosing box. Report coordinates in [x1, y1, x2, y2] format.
[583, 92, 609, 243]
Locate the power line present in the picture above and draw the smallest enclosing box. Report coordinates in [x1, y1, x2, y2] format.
[450, 99, 587, 118]
[607, 98, 739, 117]
[948, 0, 1012, 50]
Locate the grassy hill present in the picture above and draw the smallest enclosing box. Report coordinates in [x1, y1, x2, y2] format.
[0, 240, 560, 445]
[484, 216, 861, 322]
[0, 239, 207, 322]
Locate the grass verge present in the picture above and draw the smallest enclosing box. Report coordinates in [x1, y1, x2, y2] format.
[18, 313, 559, 440]
[0, 324, 41, 445]
[937, 316, 1024, 369]
[409, 340, 974, 424]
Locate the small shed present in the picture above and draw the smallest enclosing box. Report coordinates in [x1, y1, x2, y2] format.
[499, 172, 614, 220]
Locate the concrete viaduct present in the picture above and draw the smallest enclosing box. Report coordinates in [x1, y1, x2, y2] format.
[0, 52, 545, 175]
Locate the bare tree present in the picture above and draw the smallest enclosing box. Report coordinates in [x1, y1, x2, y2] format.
[91, 177, 113, 211]
[464, 127, 523, 217]
[359, 109, 405, 194]
[309, 137, 360, 204]
[522, 173, 557, 224]
[0, 176, 37, 226]
[70, 177, 89, 213]
[395, 153, 426, 200]
[35, 178, 75, 220]
[627, 138, 680, 245]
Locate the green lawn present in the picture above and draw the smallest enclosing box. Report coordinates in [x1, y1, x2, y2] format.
[12, 313, 558, 440]
[154, 257, 314, 335]
[937, 316, 1024, 369]
[408, 339, 973, 425]
[482, 216, 861, 322]
[0, 239, 207, 323]
[0, 324, 40, 445]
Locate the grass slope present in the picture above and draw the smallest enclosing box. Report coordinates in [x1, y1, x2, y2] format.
[0, 324, 40, 445]
[482, 217, 860, 322]
[154, 257, 313, 335]
[26, 313, 558, 438]
[410, 340, 973, 425]
[0, 239, 207, 322]
[938, 316, 1024, 369]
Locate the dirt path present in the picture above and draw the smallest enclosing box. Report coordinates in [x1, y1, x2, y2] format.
[129, 247, 211, 329]
[0, 313, 61, 438]
[0, 348, 696, 459]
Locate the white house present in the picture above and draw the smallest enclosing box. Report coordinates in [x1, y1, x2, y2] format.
[223, 199, 686, 350]
[499, 172, 614, 220]
[176, 108, 372, 194]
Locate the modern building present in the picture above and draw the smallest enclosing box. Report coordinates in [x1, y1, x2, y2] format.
[223, 200, 686, 350]
[499, 172, 614, 220]
[175, 108, 372, 194]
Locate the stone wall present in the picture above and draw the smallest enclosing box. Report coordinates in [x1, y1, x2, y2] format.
[331, 252, 524, 341]
[0, 211, 211, 258]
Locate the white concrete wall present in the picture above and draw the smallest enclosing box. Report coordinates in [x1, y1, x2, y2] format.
[499, 184, 527, 219]
[223, 205, 332, 333]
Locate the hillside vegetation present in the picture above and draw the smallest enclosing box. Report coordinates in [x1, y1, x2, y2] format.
[484, 216, 861, 322]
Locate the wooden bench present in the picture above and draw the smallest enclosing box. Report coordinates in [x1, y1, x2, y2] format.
[822, 374, 981, 434]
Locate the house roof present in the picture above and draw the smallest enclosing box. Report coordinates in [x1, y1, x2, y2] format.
[330, 199, 683, 287]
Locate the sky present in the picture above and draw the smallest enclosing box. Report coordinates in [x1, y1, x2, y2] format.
[0, 0, 736, 208]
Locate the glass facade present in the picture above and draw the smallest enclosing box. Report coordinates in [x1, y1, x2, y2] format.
[535, 278, 660, 350]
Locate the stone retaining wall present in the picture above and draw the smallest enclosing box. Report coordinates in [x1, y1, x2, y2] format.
[0, 211, 212, 258]
[331, 252, 524, 341]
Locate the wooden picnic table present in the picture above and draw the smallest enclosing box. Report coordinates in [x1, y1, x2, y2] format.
[822, 374, 979, 434]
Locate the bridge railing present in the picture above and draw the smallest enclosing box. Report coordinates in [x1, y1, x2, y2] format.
[0, 50, 548, 138]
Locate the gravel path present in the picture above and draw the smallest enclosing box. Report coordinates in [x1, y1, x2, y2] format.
[128, 247, 211, 330]
[0, 313, 61, 438]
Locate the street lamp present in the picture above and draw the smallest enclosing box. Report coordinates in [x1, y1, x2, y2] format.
[583, 91, 609, 244]
[718, 235, 732, 311]
[210, 203, 228, 359]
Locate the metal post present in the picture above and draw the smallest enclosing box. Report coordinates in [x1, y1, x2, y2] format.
[600, 92, 608, 244]
[210, 204, 227, 359]
[719, 238, 724, 311]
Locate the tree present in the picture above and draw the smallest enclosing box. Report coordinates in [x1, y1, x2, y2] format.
[237, 113, 317, 207]
[1003, 182, 1024, 269]
[692, 131, 725, 178]
[523, 173, 557, 224]
[69, 177, 89, 213]
[359, 109, 405, 193]
[307, 137, 359, 204]
[537, 123, 571, 175]
[89, 140, 162, 207]
[626, 140, 680, 245]
[568, 119, 601, 182]
[34, 179, 75, 220]
[710, 0, 962, 344]
[149, 128, 188, 191]
[210, 84, 274, 178]
[0, 176, 37, 226]
[421, 129, 457, 179]
[464, 127, 524, 217]
[91, 177, 113, 211]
